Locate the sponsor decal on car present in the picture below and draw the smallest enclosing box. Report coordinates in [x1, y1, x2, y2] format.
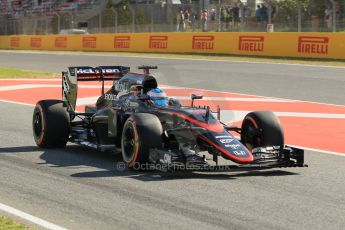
[238, 36, 264, 52]
[114, 36, 130, 48]
[192, 35, 214, 50]
[105, 94, 117, 101]
[83, 37, 97, 48]
[10, 37, 20, 47]
[149, 36, 168, 49]
[215, 136, 233, 139]
[219, 138, 234, 144]
[298, 36, 329, 54]
[100, 69, 121, 74]
[76, 68, 120, 74]
[55, 37, 67, 48]
[115, 82, 129, 92]
[233, 151, 247, 156]
[225, 144, 241, 149]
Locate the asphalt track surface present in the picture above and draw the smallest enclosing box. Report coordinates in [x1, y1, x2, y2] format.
[0, 51, 345, 229]
[0, 50, 345, 105]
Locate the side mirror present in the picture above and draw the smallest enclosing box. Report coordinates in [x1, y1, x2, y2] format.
[191, 94, 203, 107]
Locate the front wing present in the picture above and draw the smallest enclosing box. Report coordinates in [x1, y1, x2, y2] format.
[148, 146, 306, 172]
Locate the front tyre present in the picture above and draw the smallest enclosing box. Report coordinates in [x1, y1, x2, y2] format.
[121, 113, 163, 168]
[33, 100, 70, 148]
[241, 111, 284, 150]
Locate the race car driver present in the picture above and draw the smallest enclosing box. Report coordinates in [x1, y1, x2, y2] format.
[147, 88, 169, 106]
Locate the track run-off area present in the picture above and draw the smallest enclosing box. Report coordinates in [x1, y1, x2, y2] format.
[0, 78, 344, 155]
[0, 51, 345, 230]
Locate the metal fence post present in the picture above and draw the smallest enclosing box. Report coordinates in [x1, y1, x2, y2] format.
[297, 0, 301, 32]
[67, 12, 74, 29]
[99, 12, 102, 33]
[129, 5, 135, 33]
[71, 13, 74, 29]
[218, 0, 221, 31]
[330, 0, 336, 32]
[13, 19, 17, 35]
[5, 19, 8, 35]
[150, 5, 154, 32]
[54, 12, 60, 34]
[240, 3, 245, 31]
[16, 19, 20, 35]
[19, 18, 24, 35]
[45, 17, 49, 34]
[33, 18, 37, 35]
[110, 8, 118, 33]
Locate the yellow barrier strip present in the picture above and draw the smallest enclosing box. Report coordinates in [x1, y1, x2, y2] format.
[0, 32, 345, 59]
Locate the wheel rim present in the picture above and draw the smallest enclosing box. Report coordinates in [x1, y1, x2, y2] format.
[33, 111, 42, 138]
[123, 125, 136, 160]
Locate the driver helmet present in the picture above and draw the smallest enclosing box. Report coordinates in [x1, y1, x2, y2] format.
[147, 88, 168, 106]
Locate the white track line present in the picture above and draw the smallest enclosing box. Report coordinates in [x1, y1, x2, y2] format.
[173, 96, 294, 102]
[171, 84, 345, 108]
[0, 202, 67, 230]
[1, 80, 344, 108]
[0, 84, 182, 92]
[0, 84, 111, 91]
[231, 136, 345, 156]
[0, 99, 35, 107]
[75, 96, 294, 106]
[289, 145, 345, 157]
[0, 78, 60, 81]
[2, 98, 342, 120]
[221, 110, 345, 123]
[76, 97, 99, 105]
[0, 84, 58, 91]
[0, 92, 345, 157]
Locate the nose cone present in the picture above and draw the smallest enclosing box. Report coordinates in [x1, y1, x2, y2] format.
[215, 136, 254, 163]
[199, 132, 254, 164]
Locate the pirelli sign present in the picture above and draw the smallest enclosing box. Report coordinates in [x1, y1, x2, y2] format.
[238, 36, 264, 52]
[192, 36, 214, 50]
[298, 36, 329, 54]
[114, 36, 130, 49]
[0, 33, 344, 60]
[149, 36, 168, 49]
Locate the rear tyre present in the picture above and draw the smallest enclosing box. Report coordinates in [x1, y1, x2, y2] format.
[32, 100, 70, 148]
[121, 113, 163, 168]
[241, 111, 284, 150]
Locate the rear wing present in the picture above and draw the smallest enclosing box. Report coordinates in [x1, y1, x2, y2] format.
[68, 66, 130, 81]
[62, 66, 130, 110]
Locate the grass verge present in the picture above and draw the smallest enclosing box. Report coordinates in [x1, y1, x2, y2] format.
[0, 67, 55, 78]
[0, 216, 34, 230]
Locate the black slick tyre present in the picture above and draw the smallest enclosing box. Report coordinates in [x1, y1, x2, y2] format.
[121, 113, 163, 168]
[241, 111, 284, 150]
[32, 100, 70, 148]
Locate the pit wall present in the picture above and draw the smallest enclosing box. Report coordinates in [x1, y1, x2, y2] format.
[0, 32, 344, 59]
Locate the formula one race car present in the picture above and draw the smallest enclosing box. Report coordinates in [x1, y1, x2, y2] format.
[32, 65, 306, 171]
